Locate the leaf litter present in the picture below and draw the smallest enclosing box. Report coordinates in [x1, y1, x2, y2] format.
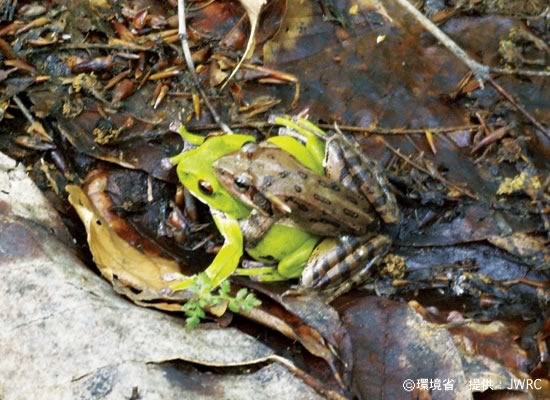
[0, 0, 549, 398]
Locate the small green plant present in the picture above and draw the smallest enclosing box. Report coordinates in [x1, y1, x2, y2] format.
[182, 273, 261, 329]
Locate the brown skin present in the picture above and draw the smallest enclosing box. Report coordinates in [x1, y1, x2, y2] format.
[213, 144, 380, 238]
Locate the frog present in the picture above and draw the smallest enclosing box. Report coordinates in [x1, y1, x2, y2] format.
[169, 116, 400, 297]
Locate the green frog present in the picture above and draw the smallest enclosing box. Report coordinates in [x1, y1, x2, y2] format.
[169, 116, 400, 297]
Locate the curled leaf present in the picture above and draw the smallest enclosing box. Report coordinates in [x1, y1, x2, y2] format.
[221, 0, 267, 89]
[66, 184, 181, 294]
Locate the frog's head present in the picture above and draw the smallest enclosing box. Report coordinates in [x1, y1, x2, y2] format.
[172, 134, 255, 220]
[213, 143, 295, 218]
[213, 142, 276, 217]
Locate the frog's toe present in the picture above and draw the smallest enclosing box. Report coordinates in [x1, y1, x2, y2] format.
[281, 285, 315, 298]
[235, 266, 288, 282]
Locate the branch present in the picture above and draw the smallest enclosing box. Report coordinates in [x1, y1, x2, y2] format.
[178, 0, 232, 134]
[185, 121, 481, 135]
[487, 76, 549, 137]
[393, 0, 490, 82]
[392, 0, 550, 139]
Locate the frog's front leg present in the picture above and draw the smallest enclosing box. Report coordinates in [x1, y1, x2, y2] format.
[297, 234, 391, 297]
[171, 210, 244, 291]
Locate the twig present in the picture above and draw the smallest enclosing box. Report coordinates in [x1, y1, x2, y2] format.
[394, 0, 550, 79]
[383, 140, 478, 200]
[188, 121, 481, 135]
[178, 0, 231, 134]
[188, 0, 216, 12]
[12, 95, 36, 124]
[393, 0, 490, 82]
[491, 67, 550, 78]
[487, 76, 550, 138]
[393, 0, 550, 139]
[13, 95, 53, 142]
[317, 123, 479, 135]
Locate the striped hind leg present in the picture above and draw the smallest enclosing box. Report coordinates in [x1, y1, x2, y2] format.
[299, 234, 391, 297]
[324, 134, 400, 225]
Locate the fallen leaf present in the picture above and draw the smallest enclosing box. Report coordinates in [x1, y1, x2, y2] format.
[222, 0, 267, 89]
[67, 183, 181, 293]
[337, 296, 471, 399]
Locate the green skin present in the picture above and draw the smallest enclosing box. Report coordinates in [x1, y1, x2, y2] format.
[170, 117, 331, 290]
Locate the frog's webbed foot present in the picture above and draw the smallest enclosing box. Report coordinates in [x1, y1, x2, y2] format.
[294, 235, 392, 301]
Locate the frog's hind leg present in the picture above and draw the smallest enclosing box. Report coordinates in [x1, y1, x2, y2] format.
[325, 133, 400, 225]
[322, 255, 383, 303]
[300, 236, 368, 288]
[301, 235, 391, 298]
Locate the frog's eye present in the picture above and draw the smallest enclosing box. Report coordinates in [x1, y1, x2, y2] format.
[198, 179, 213, 196]
[234, 173, 252, 192]
[240, 141, 258, 155]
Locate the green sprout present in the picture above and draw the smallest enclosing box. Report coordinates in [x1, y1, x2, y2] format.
[182, 273, 261, 329]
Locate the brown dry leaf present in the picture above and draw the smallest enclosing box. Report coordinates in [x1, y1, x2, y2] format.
[337, 296, 471, 399]
[53, 100, 182, 182]
[240, 282, 353, 389]
[66, 184, 181, 293]
[27, 120, 52, 142]
[222, 0, 267, 88]
[410, 302, 550, 397]
[449, 320, 529, 375]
